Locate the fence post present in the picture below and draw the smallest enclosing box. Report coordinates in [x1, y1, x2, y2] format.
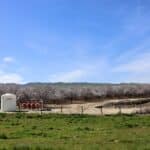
[118, 105, 122, 115]
[18, 103, 21, 112]
[140, 104, 142, 114]
[60, 105, 63, 113]
[81, 106, 84, 115]
[99, 106, 103, 115]
[40, 100, 43, 115]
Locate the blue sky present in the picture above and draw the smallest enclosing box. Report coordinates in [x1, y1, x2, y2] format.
[0, 0, 150, 83]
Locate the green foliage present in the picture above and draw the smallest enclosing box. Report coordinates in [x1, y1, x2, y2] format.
[0, 113, 6, 118]
[0, 114, 150, 150]
[15, 112, 26, 119]
[0, 133, 8, 139]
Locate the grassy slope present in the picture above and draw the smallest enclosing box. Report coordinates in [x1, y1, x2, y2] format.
[0, 113, 150, 150]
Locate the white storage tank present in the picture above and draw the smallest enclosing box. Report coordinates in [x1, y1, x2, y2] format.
[1, 93, 17, 112]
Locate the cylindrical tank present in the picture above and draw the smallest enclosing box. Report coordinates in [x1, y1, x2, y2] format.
[1, 93, 17, 112]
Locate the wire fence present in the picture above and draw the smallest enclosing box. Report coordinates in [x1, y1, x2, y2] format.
[15, 98, 150, 115]
[41, 103, 150, 115]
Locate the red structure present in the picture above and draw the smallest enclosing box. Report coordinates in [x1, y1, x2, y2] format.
[18, 100, 43, 110]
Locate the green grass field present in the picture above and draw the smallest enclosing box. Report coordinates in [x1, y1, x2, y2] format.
[0, 113, 150, 150]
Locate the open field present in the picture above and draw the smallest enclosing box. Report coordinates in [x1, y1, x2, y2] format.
[0, 113, 150, 150]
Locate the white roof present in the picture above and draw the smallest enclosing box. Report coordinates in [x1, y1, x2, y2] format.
[1, 93, 16, 97]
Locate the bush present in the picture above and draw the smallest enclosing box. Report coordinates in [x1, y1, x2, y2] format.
[0, 113, 6, 118]
[15, 112, 25, 119]
[0, 133, 8, 139]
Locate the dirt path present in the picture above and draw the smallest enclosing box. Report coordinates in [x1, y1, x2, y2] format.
[40, 98, 150, 115]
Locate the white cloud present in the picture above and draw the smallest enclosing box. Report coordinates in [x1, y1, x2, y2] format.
[0, 71, 23, 83]
[113, 52, 150, 73]
[49, 69, 86, 82]
[116, 38, 150, 63]
[48, 57, 110, 83]
[3, 57, 15, 63]
[110, 39, 150, 83]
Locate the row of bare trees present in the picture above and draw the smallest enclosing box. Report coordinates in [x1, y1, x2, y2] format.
[0, 83, 150, 103]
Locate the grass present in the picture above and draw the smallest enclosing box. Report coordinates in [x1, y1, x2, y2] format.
[0, 113, 150, 150]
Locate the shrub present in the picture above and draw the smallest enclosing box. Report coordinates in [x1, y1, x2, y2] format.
[0, 113, 6, 118]
[31, 125, 37, 129]
[0, 133, 8, 139]
[15, 112, 25, 119]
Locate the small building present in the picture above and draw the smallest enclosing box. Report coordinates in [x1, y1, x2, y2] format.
[1, 93, 17, 112]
